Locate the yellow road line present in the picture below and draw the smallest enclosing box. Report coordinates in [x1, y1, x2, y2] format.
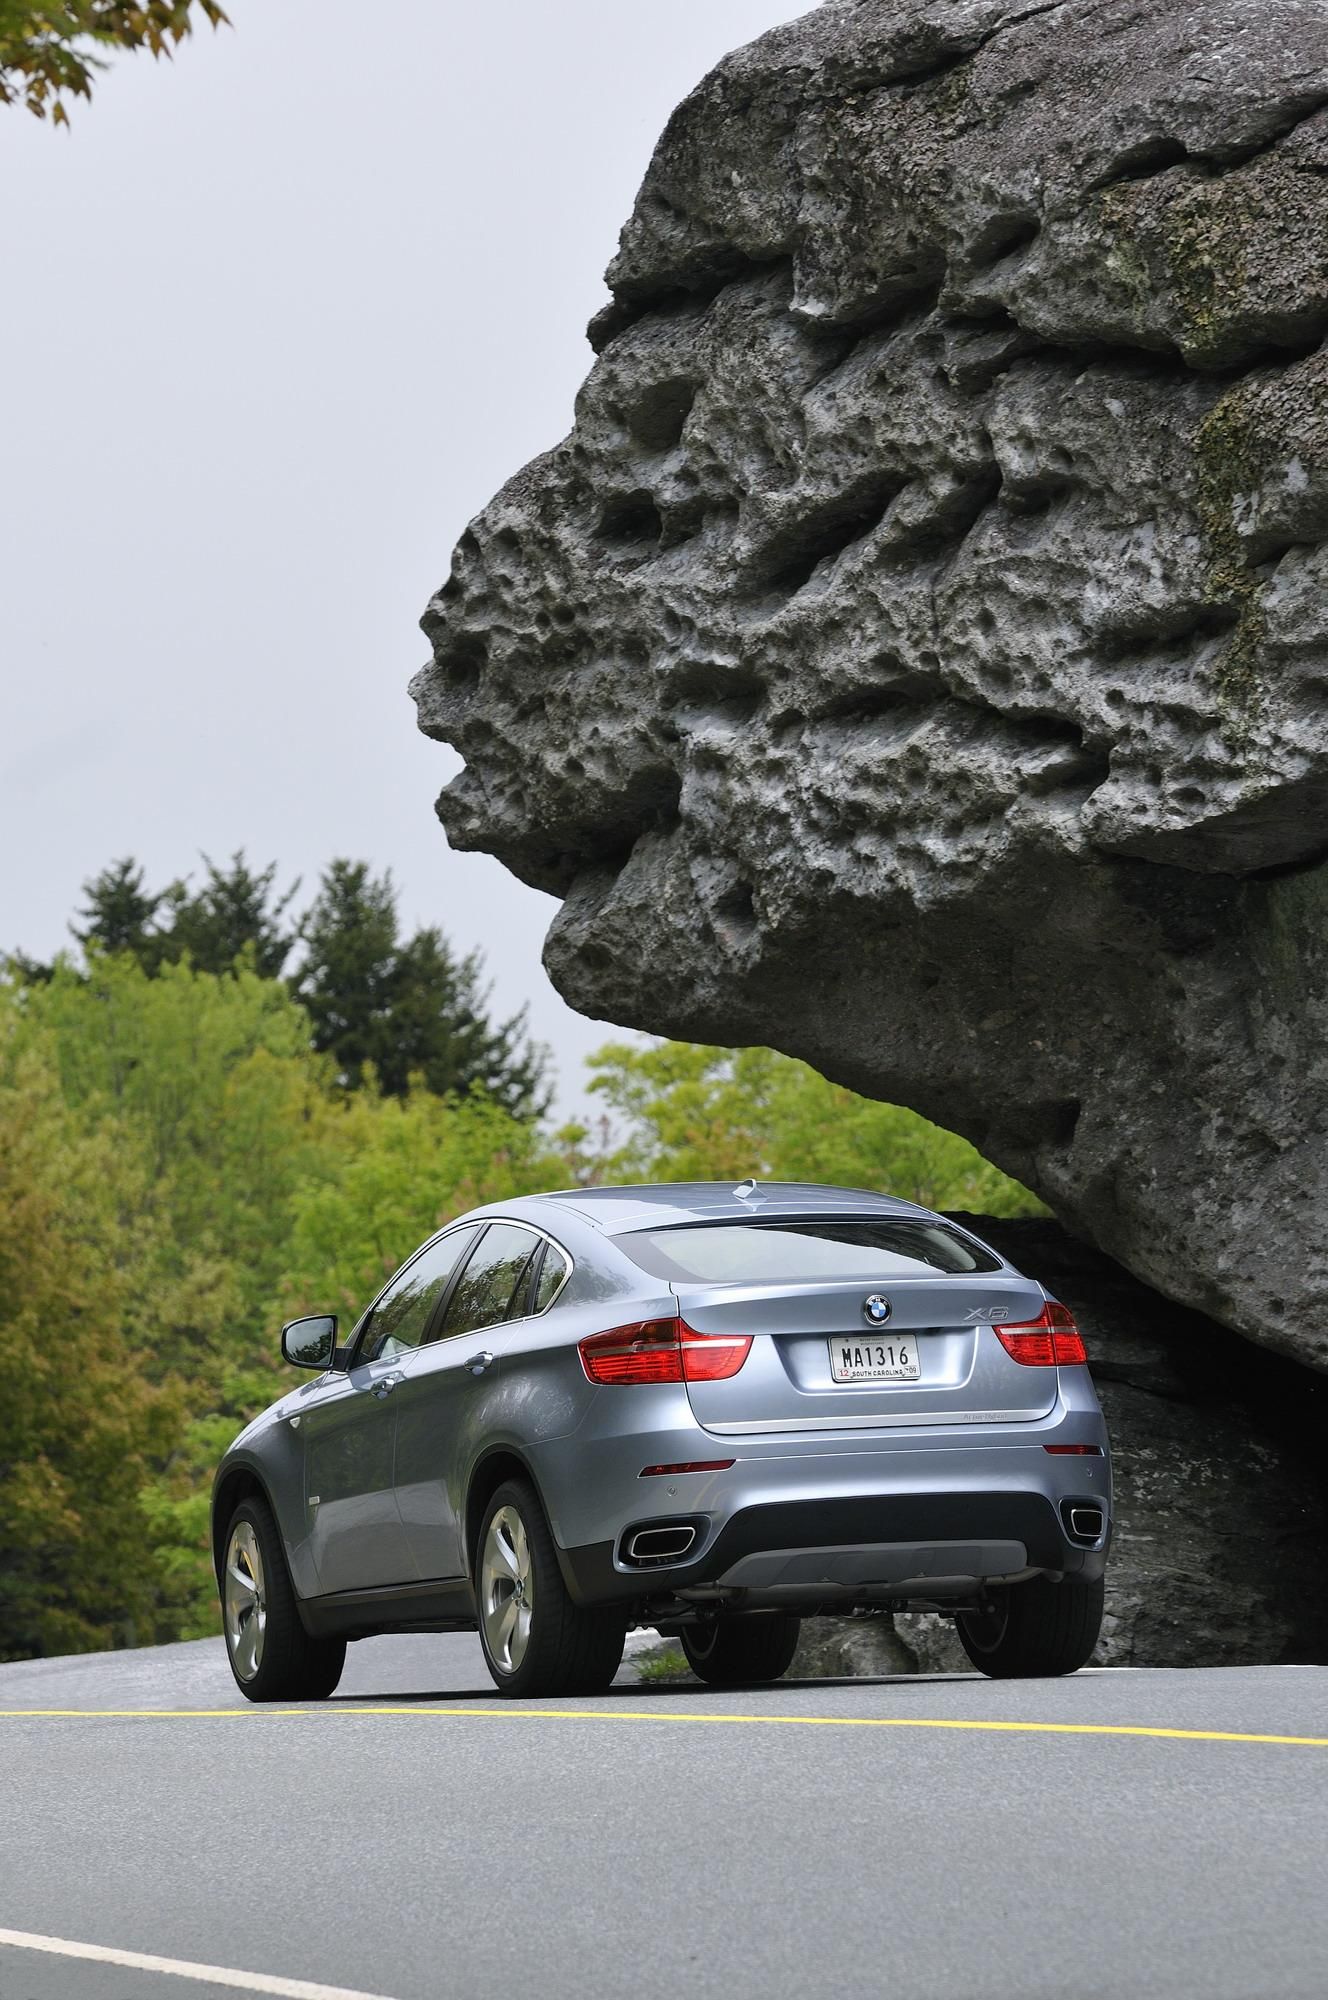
[0, 1705, 1325, 1747]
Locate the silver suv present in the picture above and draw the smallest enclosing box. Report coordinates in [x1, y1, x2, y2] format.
[214, 1182, 1111, 1698]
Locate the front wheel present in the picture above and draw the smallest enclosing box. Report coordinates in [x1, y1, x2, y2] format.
[221, 1498, 345, 1701]
[956, 1572, 1104, 1678]
[680, 1614, 801, 1687]
[476, 1479, 626, 1698]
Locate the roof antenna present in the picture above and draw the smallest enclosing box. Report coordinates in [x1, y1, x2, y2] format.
[733, 1178, 758, 1201]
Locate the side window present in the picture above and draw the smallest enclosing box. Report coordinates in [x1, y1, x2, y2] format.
[533, 1243, 571, 1312]
[438, 1223, 540, 1341]
[358, 1228, 477, 1363]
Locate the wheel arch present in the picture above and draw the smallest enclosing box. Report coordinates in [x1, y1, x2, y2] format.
[463, 1446, 551, 1585]
[211, 1465, 276, 1587]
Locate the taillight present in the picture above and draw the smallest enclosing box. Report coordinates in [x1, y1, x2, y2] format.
[578, 1317, 752, 1385]
[993, 1300, 1087, 1367]
[578, 1319, 682, 1384]
[680, 1322, 752, 1381]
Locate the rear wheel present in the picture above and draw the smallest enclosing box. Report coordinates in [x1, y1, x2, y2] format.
[956, 1572, 1104, 1678]
[680, 1614, 801, 1687]
[476, 1479, 626, 1698]
[221, 1497, 345, 1702]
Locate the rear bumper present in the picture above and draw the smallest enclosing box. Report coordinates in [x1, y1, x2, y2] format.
[534, 1371, 1111, 1612]
[557, 1487, 1109, 1610]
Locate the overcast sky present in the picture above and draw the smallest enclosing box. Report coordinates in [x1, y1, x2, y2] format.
[0, 0, 809, 1115]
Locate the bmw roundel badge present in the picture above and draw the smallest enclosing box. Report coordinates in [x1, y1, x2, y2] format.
[862, 1294, 892, 1326]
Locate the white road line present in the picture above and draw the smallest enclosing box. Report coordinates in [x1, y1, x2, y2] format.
[0, 1928, 399, 2000]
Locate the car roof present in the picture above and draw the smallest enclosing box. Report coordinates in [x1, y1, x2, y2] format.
[527, 1181, 938, 1233]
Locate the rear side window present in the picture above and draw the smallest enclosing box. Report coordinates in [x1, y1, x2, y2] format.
[532, 1243, 571, 1312]
[614, 1220, 1001, 1284]
[439, 1223, 540, 1338]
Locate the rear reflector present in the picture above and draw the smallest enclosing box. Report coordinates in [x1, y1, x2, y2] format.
[639, 1460, 736, 1478]
[1043, 1443, 1103, 1455]
[578, 1318, 752, 1386]
[994, 1300, 1087, 1367]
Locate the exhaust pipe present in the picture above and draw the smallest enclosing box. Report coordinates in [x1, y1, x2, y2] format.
[625, 1524, 697, 1565]
[1068, 1506, 1104, 1542]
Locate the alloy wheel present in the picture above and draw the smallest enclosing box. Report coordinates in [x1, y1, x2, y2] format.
[223, 1520, 267, 1682]
[481, 1504, 534, 1674]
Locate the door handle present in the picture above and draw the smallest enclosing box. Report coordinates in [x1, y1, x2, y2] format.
[466, 1350, 496, 1376]
[371, 1371, 405, 1399]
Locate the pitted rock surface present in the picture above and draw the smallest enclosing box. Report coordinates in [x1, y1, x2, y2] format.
[413, 0, 1328, 1368]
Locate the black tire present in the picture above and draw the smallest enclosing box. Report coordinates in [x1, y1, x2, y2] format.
[680, 1614, 801, 1687]
[221, 1497, 346, 1702]
[956, 1572, 1104, 1679]
[475, 1479, 626, 1698]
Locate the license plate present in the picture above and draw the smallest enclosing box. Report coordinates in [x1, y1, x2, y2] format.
[829, 1335, 921, 1383]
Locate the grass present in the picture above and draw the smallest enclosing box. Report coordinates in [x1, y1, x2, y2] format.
[634, 1645, 693, 1684]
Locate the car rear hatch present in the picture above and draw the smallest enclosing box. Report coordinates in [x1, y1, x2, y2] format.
[675, 1274, 1058, 1435]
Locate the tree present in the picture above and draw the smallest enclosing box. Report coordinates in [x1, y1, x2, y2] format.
[0, 1, 228, 125]
[69, 851, 298, 978]
[159, 851, 299, 979]
[22, 952, 333, 1330]
[587, 1040, 1043, 1216]
[294, 860, 550, 1115]
[0, 1018, 176, 1657]
[277, 1087, 561, 1325]
[71, 856, 161, 959]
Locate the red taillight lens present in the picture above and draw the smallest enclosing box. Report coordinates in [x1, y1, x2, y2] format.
[680, 1320, 752, 1381]
[578, 1317, 752, 1385]
[994, 1300, 1087, 1367]
[578, 1319, 683, 1384]
[1043, 1443, 1103, 1456]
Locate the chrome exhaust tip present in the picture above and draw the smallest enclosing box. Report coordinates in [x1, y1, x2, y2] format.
[625, 1524, 697, 1565]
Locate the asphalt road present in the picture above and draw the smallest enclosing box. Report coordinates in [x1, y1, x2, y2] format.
[0, 1633, 1325, 2000]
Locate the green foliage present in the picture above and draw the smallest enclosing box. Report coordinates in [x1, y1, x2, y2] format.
[72, 851, 298, 979]
[0, 1015, 178, 1657]
[159, 853, 300, 978]
[634, 1645, 692, 1684]
[276, 1086, 561, 1324]
[21, 953, 324, 1332]
[0, 0, 227, 124]
[71, 856, 161, 960]
[293, 859, 550, 1114]
[587, 1040, 1042, 1216]
[62, 851, 550, 1116]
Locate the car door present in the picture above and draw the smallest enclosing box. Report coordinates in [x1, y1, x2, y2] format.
[392, 1221, 548, 1582]
[300, 1226, 478, 1595]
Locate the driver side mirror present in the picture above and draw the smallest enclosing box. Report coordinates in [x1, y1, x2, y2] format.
[281, 1314, 337, 1370]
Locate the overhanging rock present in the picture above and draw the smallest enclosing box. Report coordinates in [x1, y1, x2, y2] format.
[413, 0, 1328, 1370]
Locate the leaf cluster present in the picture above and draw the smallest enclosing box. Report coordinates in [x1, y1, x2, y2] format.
[0, 1, 227, 124]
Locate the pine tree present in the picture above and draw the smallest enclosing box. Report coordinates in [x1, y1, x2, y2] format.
[293, 861, 549, 1115]
[70, 858, 161, 960]
[158, 852, 299, 978]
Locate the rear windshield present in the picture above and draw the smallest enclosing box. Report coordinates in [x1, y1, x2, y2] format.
[615, 1219, 1001, 1284]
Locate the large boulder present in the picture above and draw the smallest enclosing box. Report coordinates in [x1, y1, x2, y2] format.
[412, 0, 1328, 1369]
